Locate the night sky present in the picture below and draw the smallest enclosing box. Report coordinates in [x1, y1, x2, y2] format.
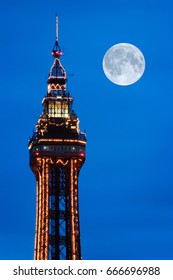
[0, 0, 173, 260]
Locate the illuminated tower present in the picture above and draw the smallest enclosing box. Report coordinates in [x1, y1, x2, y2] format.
[28, 16, 86, 260]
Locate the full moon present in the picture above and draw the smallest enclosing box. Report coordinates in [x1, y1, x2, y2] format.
[103, 43, 145, 86]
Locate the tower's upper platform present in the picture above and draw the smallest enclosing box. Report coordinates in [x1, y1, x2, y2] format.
[28, 16, 86, 158]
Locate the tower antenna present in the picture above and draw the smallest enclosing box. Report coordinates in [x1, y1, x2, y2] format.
[56, 14, 58, 43]
[52, 14, 62, 57]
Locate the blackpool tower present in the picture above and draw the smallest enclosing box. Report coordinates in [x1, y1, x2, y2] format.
[28, 16, 86, 260]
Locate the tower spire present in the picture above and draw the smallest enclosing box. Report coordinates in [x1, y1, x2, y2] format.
[52, 14, 62, 58]
[56, 14, 58, 43]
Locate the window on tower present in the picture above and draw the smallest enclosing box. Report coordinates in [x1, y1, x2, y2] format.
[48, 101, 68, 118]
[61, 104, 68, 118]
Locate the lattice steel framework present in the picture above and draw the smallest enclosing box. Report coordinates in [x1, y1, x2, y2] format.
[28, 17, 86, 260]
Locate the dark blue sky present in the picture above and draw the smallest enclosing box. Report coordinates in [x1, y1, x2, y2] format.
[0, 0, 173, 259]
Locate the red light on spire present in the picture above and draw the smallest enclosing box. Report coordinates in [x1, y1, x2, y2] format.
[52, 50, 63, 57]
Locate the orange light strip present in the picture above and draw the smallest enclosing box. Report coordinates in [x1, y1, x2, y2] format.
[34, 176, 39, 260]
[74, 160, 79, 256]
[45, 159, 49, 259]
[41, 158, 45, 259]
[70, 159, 76, 260]
[56, 159, 69, 166]
[38, 139, 86, 144]
[37, 171, 42, 259]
